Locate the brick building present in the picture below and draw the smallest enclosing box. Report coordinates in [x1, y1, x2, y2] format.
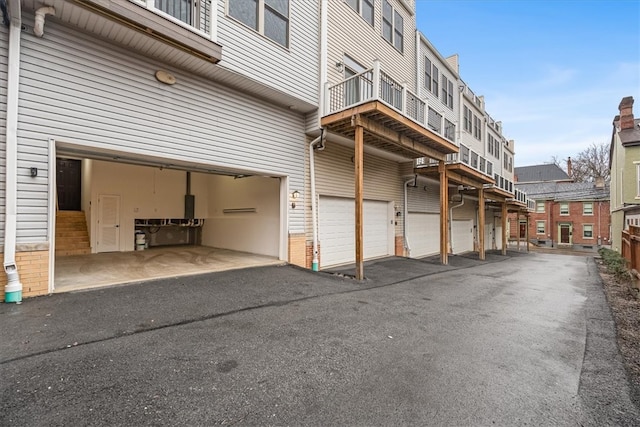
[511, 180, 610, 250]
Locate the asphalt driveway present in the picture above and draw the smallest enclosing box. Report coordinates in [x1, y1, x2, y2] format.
[1, 251, 638, 426]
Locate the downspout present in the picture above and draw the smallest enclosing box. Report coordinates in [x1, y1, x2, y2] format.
[448, 194, 465, 253]
[318, 0, 328, 125]
[403, 175, 417, 255]
[33, 6, 55, 38]
[309, 130, 325, 271]
[4, 0, 22, 302]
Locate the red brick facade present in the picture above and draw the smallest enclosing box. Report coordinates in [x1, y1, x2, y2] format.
[510, 200, 611, 248]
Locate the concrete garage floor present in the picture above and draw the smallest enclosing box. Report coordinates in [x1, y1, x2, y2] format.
[54, 246, 284, 293]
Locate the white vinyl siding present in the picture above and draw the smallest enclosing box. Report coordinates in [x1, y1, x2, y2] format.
[17, 20, 307, 242]
[217, 0, 318, 104]
[419, 38, 457, 141]
[310, 142, 402, 243]
[327, 0, 416, 95]
[0, 25, 7, 244]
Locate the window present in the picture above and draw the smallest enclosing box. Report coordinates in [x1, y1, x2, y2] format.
[637, 164, 640, 197]
[463, 106, 472, 132]
[441, 75, 453, 108]
[560, 202, 569, 215]
[473, 115, 481, 140]
[536, 201, 545, 213]
[156, 0, 192, 26]
[428, 108, 442, 133]
[432, 66, 439, 96]
[583, 224, 593, 239]
[346, 0, 374, 25]
[444, 119, 455, 141]
[495, 139, 500, 160]
[536, 221, 545, 235]
[508, 156, 513, 172]
[583, 202, 593, 215]
[382, 0, 403, 52]
[487, 134, 495, 156]
[228, 0, 289, 47]
[424, 57, 432, 91]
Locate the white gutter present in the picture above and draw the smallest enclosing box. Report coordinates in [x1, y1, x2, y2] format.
[33, 6, 55, 38]
[4, 0, 22, 302]
[403, 176, 417, 255]
[448, 194, 465, 253]
[309, 131, 325, 271]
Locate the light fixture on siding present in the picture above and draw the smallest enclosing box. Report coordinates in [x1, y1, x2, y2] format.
[291, 190, 300, 209]
[155, 70, 176, 85]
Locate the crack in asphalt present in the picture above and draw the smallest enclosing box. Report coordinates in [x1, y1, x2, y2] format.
[0, 256, 511, 365]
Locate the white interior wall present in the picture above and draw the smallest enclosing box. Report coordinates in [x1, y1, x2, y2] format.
[202, 175, 280, 257]
[89, 161, 210, 252]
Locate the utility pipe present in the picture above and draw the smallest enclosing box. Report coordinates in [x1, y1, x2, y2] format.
[309, 130, 325, 271]
[403, 175, 417, 256]
[4, 0, 22, 302]
[34, 6, 55, 38]
[448, 194, 465, 254]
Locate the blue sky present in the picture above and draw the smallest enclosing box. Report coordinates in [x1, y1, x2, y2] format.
[414, 0, 640, 167]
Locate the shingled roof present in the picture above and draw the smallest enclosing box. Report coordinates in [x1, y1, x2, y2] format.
[514, 164, 571, 183]
[515, 181, 609, 202]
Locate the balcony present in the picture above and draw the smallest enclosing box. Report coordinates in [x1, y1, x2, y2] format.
[414, 143, 494, 188]
[21, 0, 222, 65]
[321, 60, 458, 160]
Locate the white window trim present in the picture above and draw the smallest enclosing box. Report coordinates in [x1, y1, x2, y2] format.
[382, 0, 404, 53]
[536, 220, 546, 235]
[583, 202, 594, 216]
[226, 0, 290, 49]
[344, 0, 375, 26]
[583, 224, 594, 239]
[559, 202, 569, 216]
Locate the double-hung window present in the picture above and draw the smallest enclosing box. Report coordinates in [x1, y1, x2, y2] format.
[432, 66, 439, 97]
[473, 115, 481, 140]
[441, 75, 453, 108]
[346, 0, 374, 25]
[536, 221, 545, 235]
[228, 0, 289, 48]
[382, 0, 403, 52]
[463, 106, 471, 132]
[536, 201, 545, 213]
[583, 224, 593, 238]
[583, 202, 593, 215]
[560, 202, 569, 215]
[424, 57, 432, 91]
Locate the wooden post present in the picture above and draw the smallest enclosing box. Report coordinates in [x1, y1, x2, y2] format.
[478, 188, 485, 260]
[439, 161, 448, 265]
[501, 202, 508, 255]
[355, 122, 364, 280]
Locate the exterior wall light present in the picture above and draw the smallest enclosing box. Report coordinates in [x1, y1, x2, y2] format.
[291, 190, 300, 209]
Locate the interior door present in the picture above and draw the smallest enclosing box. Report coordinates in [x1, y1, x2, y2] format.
[97, 194, 120, 253]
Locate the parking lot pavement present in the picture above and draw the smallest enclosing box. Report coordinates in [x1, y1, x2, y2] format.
[1, 252, 638, 426]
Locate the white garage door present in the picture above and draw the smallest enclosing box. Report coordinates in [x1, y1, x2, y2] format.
[319, 197, 393, 267]
[451, 219, 474, 254]
[407, 212, 440, 258]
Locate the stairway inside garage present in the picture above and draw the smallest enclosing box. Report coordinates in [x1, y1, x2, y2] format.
[56, 211, 91, 256]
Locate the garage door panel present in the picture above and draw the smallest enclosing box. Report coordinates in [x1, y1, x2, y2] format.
[407, 212, 440, 258]
[452, 219, 473, 254]
[319, 197, 392, 267]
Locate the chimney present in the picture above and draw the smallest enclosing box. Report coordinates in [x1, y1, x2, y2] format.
[619, 96, 635, 130]
[595, 176, 605, 188]
[566, 157, 572, 179]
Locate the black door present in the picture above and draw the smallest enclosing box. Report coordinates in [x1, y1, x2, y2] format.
[57, 158, 81, 211]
